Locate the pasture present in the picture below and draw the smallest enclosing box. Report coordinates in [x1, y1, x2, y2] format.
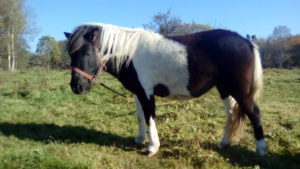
[0, 68, 299, 169]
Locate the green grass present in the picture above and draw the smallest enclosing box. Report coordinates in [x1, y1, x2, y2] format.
[0, 68, 299, 169]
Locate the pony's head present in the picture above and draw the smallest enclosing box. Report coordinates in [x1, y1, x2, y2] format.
[64, 26, 103, 94]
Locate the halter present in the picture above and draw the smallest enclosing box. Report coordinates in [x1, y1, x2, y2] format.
[70, 47, 107, 81]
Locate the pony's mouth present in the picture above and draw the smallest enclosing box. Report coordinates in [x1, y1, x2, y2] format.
[70, 83, 91, 94]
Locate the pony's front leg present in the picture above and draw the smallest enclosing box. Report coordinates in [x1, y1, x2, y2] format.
[136, 94, 160, 156]
[134, 95, 146, 144]
[147, 115, 160, 156]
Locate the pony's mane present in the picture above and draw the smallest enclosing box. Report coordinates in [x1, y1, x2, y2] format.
[67, 23, 156, 70]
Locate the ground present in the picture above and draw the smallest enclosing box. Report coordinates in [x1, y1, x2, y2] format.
[0, 68, 299, 169]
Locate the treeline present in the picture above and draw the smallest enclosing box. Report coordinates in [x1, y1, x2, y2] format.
[0, 5, 299, 71]
[0, 0, 29, 71]
[254, 26, 300, 68]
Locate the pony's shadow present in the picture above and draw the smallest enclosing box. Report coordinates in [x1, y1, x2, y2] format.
[202, 141, 300, 169]
[0, 122, 137, 151]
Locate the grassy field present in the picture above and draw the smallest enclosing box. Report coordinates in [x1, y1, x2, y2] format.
[0, 68, 299, 169]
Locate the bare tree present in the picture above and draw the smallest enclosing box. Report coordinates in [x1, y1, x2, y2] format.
[257, 25, 294, 68]
[144, 10, 212, 36]
[269, 25, 292, 68]
[143, 10, 182, 36]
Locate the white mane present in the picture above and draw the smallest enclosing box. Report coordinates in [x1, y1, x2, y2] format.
[82, 23, 153, 70]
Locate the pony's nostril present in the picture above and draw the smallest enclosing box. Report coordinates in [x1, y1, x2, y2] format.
[78, 84, 83, 93]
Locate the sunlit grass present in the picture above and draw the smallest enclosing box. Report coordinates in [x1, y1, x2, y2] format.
[0, 68, 299, 169]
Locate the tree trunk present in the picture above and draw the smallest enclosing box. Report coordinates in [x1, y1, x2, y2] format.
[8, 38, 11, 71]
[11, 26, 16, 71]
[7, 28, 12, 71]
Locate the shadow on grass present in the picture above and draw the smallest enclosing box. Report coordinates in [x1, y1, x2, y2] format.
[202, 141, 300, 169]
[0, 122, 137, 151]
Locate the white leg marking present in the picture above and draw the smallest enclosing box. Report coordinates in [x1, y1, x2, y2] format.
[221, 96, 236, 146]
[256, 139, 267, 156]
[134, 96, 146, 144]
[147, 117, 160, 156]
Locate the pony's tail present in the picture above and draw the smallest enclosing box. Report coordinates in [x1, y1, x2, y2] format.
[227, 101, 245, 142]
[251, 43, 263, 101]
[227, 43, 263, 141]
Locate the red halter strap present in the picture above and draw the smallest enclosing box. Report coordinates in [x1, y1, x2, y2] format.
[70, 46, 107, 81]
[71, 67, 96, 81]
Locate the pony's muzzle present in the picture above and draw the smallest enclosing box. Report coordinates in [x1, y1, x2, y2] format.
[70, 79, 91, 94]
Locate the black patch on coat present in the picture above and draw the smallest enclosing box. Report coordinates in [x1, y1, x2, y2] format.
[167, 29, 254, 98]
[154, 84, 170, 97]
[105, 60, 155, 125]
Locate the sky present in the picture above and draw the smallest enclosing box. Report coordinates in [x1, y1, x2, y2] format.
[25, 0, 300, 52]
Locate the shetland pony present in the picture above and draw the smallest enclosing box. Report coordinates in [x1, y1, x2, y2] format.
[64, 23, 267, 156]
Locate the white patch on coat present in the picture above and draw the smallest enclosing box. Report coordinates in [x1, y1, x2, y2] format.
[132, 32, 190, 98]
[147, 117, 160, 155]
[80, 23, 190, 98]
[221, 96, 237, 145]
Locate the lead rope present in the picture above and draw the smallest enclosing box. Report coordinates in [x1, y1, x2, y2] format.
[98, 81, 177, 106]
[99, 82, 134, 101]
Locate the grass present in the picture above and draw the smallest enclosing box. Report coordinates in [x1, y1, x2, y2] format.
[0, 68, 299, 169]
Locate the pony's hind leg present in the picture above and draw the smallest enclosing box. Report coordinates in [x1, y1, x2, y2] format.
[220, 96, 245, 147]
[239, 100, 267, 156]
[134, 95, 146, 144]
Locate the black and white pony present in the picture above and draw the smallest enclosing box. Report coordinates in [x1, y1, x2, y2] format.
[64, 23, 267, 156]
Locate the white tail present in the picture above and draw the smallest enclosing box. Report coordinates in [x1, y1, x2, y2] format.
[252, 43, 263, 100]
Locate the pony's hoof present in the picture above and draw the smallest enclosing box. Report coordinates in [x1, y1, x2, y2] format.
[143, 145, 159, 157]
[143, 150, 157, 157]
[220, 142, 230, 149]
[256, 139, 267, 157]
[134, 137, 145, 145]
[256, 148, 266, 157]
[221, 144, 230, 149]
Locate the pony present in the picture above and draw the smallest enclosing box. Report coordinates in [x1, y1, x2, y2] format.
[64, 23, 267, 157]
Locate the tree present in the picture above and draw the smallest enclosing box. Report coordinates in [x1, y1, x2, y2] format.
[0, 0, 26, 71]
[36, 36, 61, 69]
[144, 10, 211, 36]
[268, 25, 292, 68]
[169, 22, 211, 36]
[270, 25, 291, 40]
[58, 40, 70, 69]
[257, 26, 298, 68]
[0, 0, 37, 71]
[143, 10, 182, 36]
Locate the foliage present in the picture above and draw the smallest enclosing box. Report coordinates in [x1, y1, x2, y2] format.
[254, 25, 300, 68]
[0, 0, 35, 71]
[0, 68, 299, 169]
[58, 40, 70, 69]
[143, 10, 211, 36]
[143, 10, 182, 36]
[36, 35, 62, 69]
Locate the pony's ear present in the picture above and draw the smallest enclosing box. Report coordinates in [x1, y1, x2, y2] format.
[84, 28, 100, 44]
[64, 32, 72, 39]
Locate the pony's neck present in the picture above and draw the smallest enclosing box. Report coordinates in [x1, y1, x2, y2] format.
[104, 59, 123, 78]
